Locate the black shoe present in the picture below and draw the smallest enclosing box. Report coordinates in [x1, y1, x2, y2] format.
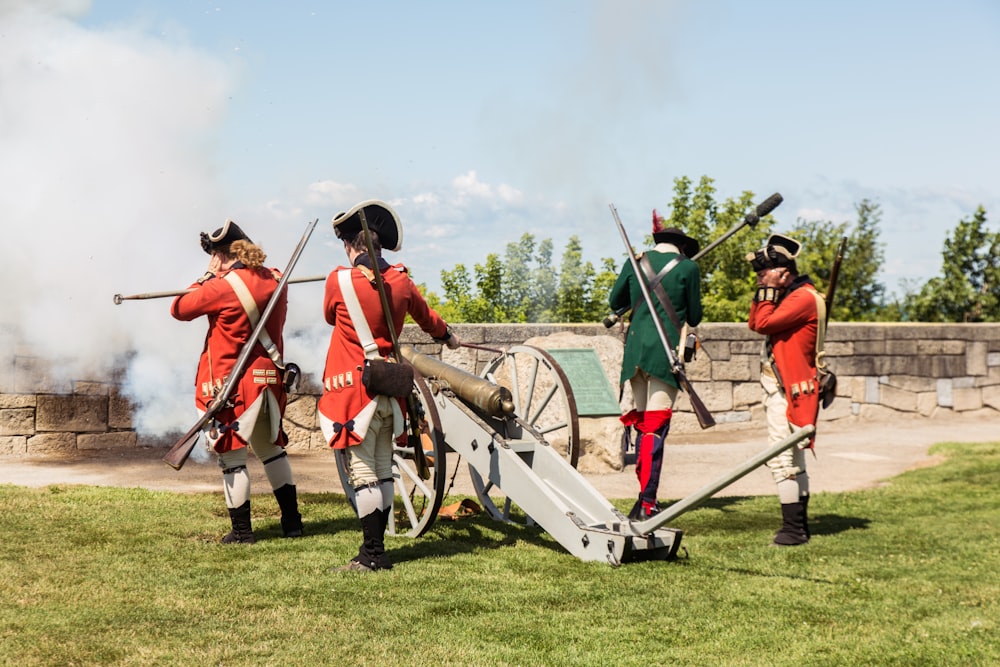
[221, 501, 255, 544]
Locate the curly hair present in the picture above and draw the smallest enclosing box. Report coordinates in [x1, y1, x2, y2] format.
[226, 239, 267, 269]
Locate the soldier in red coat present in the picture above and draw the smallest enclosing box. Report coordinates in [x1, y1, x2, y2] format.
[171, 220, 303, 544]
[318, 201, 460, 572]
[747, 233, 821, 546]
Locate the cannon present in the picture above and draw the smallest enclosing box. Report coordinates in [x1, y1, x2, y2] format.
[335, 344, 814, 565]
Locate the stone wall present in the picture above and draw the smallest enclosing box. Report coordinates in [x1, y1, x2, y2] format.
[2, 323, 998, 463]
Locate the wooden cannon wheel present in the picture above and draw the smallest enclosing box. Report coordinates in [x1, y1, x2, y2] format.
[335, 373, 448, 537]
[471, 344, 581, 523]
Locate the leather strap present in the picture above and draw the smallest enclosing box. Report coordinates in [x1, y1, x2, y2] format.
[223, 271, 284, 369]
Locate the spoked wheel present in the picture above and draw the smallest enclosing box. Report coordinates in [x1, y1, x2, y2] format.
[334, 374, 447, 537]
[472, 344, 581, 523]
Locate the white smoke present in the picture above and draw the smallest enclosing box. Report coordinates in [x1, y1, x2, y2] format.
[0, 0, 234, 436]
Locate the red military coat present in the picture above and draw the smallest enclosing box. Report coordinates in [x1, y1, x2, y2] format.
[318, 258, 448, 449]
[170, 264, 288, 452]
[748, 276, 820, 441]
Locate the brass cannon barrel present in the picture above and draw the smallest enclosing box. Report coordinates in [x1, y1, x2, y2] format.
[401, 345, 515, 418]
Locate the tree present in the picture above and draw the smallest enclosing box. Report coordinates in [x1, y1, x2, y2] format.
[903, 206, 1000, 322]
[554, 236, 596, 322]
[787, 199, 887, 321]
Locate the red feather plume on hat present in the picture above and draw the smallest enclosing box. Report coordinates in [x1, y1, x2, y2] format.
[652, 208, 667, 235]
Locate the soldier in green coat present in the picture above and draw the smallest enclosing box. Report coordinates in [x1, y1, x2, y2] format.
[609, 211, 703, 519]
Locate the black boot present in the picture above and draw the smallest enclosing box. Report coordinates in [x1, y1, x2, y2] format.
[374, 507, 393, 570]
[772, 500, 810, 546]
[334, 510, 384, 572]
[273, 483, 303, 538]
[221, 500, 255, 544]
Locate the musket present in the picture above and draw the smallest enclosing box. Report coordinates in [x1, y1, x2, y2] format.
[114, 274, 326, 305]
[610, 204, 716, 429]
[604, 192, 783, 327]
[357, 208, 431, 481]
[161, 219, 319, 470]
[825, 236, 848, 323]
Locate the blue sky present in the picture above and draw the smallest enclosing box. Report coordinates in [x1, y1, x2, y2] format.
[2, 0, 999, 429]
[73, 0, 1000, 288]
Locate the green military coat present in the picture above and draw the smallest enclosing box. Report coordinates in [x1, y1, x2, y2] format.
[608, 247, 703, 389]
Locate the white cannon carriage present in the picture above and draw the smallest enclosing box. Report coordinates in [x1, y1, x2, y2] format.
[336, 344, 813, 566]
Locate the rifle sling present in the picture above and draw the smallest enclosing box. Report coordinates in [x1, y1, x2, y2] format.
[638, 255, 685, 339]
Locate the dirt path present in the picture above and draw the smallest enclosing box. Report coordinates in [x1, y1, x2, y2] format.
[1, 413, 994, 500]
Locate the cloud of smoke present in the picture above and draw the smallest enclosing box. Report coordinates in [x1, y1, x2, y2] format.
[0, 0, 234, 435]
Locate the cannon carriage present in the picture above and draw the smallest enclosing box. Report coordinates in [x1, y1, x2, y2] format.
[335, 343, 813, 565]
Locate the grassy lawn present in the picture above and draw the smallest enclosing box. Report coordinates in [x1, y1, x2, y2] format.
[1, 441, 997, 666]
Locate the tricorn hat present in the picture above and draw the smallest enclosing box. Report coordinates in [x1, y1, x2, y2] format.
[332, 200, 403, 252]
[746, 233, 802, 271]
[200, 219, 251, 254]
[651, 209, 700, 257]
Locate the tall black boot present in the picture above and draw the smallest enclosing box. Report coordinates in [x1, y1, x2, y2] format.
[221, 500, 256, 544]
[374, 507, 393, 570]
[772, 500, 809, 546]
[334, 511, 384, 572]
[273, 483, 303, 538]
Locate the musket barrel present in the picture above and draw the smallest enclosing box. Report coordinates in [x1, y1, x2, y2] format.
[400, 345, 515, 418]
[113, 274, 327, 304]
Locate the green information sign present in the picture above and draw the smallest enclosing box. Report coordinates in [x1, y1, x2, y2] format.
[546, 348, 621, 417]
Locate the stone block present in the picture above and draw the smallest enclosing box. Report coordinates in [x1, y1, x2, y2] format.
[108, 391, 134, 429]
[35, 394, 108, 433]
[729, 340, 762, 356]
[885, 340, 918, 355]
[966, 341, 988, 376]
[77, 431, 137, 450]
[711, 357, 754, 382]
[879, 384, 918, 412]
[882, 375, 937, 393]
[0, 394, 36, 408]
[916, 392, 938, 416]
[577, 416, 625, 473]
[833, 323, 884, 341]
[14, 357, 72, 394]
[675, 381, 732, 413]
[285, 395, 318, 429]
[0, 407, 35, 436]
[937, 379, 953, 407]
[917, 340, 966, 355]
[284, 422, 315, 450]
[700, 340, 733, 360]
[952, 387, 984, 412]
[733, 381, 762, 408]
[854, 340, 886, 355]
[824, 341, 852, 357]
[74, 382, 110, 396]
[0, 435, 27, 455]
[988, 352, 1000, 367]
[26, 432, 77, 454]
[982, 385, 1000, 410]
[818, 396, 852, 421]
[833, 356, 877, 375]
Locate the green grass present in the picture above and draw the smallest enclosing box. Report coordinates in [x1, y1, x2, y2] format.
[2, 441, 998, 666]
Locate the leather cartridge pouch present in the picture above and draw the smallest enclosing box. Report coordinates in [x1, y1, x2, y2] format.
[361, 358, 414, 398]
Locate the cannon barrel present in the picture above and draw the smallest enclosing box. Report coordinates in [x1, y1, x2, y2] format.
[401, 345, 515, 418]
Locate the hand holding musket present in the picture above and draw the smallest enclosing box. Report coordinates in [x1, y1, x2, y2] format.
[113, 274, 326, 305]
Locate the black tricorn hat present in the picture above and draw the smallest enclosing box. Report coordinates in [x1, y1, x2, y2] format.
[200, 219, 251, 254]
[332, 200, 403, 252]
[745, 233, 802, 270]
[651, 210, 699, 257]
